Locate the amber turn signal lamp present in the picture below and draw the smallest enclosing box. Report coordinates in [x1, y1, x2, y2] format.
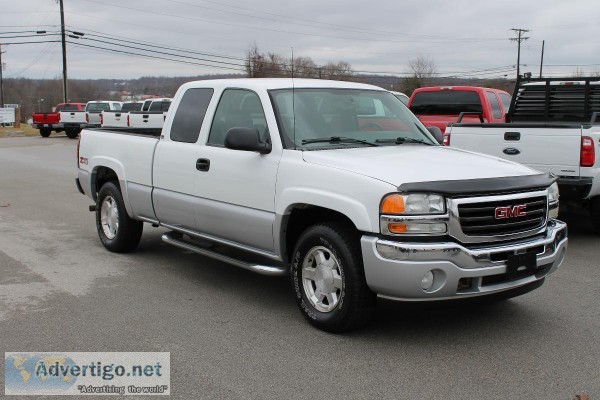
[388, 223, 407, 233]
[381, 194, 405, 214]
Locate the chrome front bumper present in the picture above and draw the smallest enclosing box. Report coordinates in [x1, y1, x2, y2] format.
[361, 219, 568, 300]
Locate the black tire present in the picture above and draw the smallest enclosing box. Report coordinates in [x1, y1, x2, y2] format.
[291, 222, 376, 333]
[95, 181, 143, 253]
[591, 197, 600, 234]
[39, 128, 51, 138]
[65, 128, 80, 139]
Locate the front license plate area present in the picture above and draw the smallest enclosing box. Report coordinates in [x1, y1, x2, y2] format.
[506, 252, 537, 279]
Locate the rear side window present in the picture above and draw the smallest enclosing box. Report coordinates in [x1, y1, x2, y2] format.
[410, 91, 483, 115]
[486, 92, 502, 119]
[169, 88, 214, 143]
[499, 93, 512, 112]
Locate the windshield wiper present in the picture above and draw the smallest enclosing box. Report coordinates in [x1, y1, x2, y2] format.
[375, 137, 433, 145]
[302, 136, 379, 146]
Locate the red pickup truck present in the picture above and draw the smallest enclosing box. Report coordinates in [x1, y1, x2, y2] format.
[32, 103, 86, 137]
[408, 86, 511, 144]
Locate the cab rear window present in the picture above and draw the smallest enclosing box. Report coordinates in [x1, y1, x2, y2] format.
[410, 91, 482, 115]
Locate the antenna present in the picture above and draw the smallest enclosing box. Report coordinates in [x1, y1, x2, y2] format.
[291, 46, 296, 149]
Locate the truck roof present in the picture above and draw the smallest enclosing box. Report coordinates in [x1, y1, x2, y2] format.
[412, 86, 510, 94]
[180, 78, 386, 91]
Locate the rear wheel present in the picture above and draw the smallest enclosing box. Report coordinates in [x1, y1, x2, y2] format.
[96, 182, 143, 253]
[39, 128, 51, 137]
[291, 222, 376, 333]
[65, 128, 80, 139]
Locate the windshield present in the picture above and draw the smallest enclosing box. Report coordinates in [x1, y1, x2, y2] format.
[410, 91, 483, 115]
[270, 89, 435, 149]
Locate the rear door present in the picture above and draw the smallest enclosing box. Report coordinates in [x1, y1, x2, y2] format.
[450, 124, 582, 177]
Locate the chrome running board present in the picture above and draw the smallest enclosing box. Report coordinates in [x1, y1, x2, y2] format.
[161, 232, 288, 277]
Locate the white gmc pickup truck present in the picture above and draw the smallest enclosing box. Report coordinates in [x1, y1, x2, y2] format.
[76, 79, 568, 332]
[448, 77, 600, 232]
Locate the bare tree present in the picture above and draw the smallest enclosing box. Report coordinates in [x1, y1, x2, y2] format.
[321, 61, 354, 81]
[401, 55, 438, 95]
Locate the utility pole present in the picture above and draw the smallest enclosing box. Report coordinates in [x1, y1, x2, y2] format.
[539, 40, 545, 78]
[59, 0, 68, 102]
[0, 43, 4, 107]
[509, 28, 529, 79]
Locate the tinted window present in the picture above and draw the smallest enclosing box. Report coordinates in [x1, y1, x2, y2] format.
[121, 102, 143, 112]
[57, 104, 81, 111]
[149, 101, 171, 112]
[486, 92, 502, 119]
[113, 103, 122, 111]
[208, 89, 267, 146]
[499, 93, 512, 112]
[170, 88, 214, 143]
[410, 91, 483, 114]
[142, 100, 153, 111]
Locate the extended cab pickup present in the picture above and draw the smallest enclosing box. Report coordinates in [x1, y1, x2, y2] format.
[100, 101, 143, 128]
[128, 98, 171, 129]
[447, 77, 600, 232]
[409, 86, 511, 143]
[32, 103, 85, 137]
[86, 101, 123, 128]
[76, 79, 568, 332]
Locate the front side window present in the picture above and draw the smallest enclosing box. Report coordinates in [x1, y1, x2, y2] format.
[410, 91, 483, 115]
[208, 89, 268, 146]
[270, 89, 434, 149]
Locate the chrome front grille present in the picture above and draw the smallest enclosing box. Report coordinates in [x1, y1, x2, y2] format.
[457, 195, 547, 237]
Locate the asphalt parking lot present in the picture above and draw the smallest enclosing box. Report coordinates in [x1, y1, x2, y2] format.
[0, 135, 598, 399]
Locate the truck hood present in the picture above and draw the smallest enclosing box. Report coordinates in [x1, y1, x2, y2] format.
[301, 145, 541, 187]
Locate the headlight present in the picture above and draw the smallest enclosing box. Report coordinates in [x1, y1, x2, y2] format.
[548, 182, 559, 205]
[548, 182, 559, 219]
[380, 193, 445, 215]
[380, 193, 448, 235]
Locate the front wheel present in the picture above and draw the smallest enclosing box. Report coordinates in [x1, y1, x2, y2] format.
[96, 182, 143, 253]
[291, 222, 376, 333]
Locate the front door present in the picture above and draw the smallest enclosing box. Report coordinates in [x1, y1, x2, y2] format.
[192, 88, 282, 253]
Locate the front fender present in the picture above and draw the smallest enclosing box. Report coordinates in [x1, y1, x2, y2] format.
[276, 187, 373, 232]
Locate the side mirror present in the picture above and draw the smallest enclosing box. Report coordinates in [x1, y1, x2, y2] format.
[427, 126, 444, 144]
[224, 127, 271, 154]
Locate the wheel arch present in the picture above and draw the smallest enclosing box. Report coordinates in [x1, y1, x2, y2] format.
[277, 203, 365, 263]
[91, 161, 134, 218]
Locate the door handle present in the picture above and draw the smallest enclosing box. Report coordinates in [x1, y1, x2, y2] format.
[196, 158, 210, 171]
[504, 131, 521, 141]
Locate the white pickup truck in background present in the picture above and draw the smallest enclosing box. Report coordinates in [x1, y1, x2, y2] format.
[76, 78, 568, 332]
[447, 77, 600, 232]
[101, 101, 143, 128]
[128, 98, 171, 128]
[86, 101, 123, 128]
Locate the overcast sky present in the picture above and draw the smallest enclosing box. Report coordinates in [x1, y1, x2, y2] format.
[2, 0, 599, 80]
